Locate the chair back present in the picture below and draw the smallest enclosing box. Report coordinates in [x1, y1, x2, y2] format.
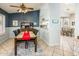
[17, 29, 21, 34]
[13, 29, 21, 36]
[32, 29, 38, 35]
[13, 30, 18, 36]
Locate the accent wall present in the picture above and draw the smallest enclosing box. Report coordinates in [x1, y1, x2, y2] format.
[7, 10, 40, 27]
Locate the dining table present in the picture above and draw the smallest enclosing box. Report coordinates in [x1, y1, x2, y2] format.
[14, 31, 37, 56]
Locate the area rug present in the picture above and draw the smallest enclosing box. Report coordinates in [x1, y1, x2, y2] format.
[15, 41, 45, 56]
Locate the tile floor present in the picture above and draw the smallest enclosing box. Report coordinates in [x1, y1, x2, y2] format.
[0, 36, 79, 56]
[0, 39, 14, 56]
[60, 36, 79, 56]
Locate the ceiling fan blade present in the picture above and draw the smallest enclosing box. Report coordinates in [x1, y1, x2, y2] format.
[26, 8, 34, 10]
[21, 3, 24, 6]
[28, 8, 34, 10]
[10, 5, 20, 8]
[17, 9, 20, 11]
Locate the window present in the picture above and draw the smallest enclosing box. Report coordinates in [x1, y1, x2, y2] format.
[12, 20, 18, 26]
[0, 14, 5, 34]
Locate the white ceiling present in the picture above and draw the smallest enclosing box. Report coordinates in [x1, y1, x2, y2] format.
[0, 3, 43, 13]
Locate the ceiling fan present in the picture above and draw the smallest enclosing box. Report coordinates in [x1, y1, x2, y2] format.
[10, 3, 34, 13]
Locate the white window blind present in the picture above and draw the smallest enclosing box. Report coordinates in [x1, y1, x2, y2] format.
[0, 14, 5, 35]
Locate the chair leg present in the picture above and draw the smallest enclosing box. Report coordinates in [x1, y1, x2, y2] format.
[15, 38, 17, 56]
[25, 41, 28, 49]
[35, 38, 37, 52]
[34, 40, 35, 44]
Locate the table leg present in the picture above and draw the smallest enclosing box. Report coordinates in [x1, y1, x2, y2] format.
[15, 38, 17, 56]
[25, 41, 28, 49]
[35, 37, 37, 52]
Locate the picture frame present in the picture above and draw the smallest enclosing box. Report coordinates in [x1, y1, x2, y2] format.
[72, 22, 75, 26]
[52, 19, 59, 24]
[63, 18, 69, 26]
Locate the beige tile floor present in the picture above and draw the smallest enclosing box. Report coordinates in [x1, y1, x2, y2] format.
[60, 36, 79, 56]
[0, 39, 14, 56]
[0, 36, 79, 56]
[37, 36, 79, 56]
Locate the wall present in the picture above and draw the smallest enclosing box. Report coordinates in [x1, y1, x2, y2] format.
[48, 3, 60, 46]
[7, 10, 39, 27]
[75, 4, 79, 38]
[39, 3, 60, 46]
[39, 4, 50, 45]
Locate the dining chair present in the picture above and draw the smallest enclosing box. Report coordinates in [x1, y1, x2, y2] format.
[13, 29, 22, 46]
[28, 28, 38, 45]
[15, 29, 30, 49]
[13, 30, 18, 36]
[17, 29, 21, 34]
[13, 29, 21, 36]
[31, 28, 38, 35]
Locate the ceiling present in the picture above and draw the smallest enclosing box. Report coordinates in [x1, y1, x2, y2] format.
[0, 3, 43, 13]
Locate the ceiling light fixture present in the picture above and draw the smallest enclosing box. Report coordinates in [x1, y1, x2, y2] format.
[17, 8, 28, 13]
